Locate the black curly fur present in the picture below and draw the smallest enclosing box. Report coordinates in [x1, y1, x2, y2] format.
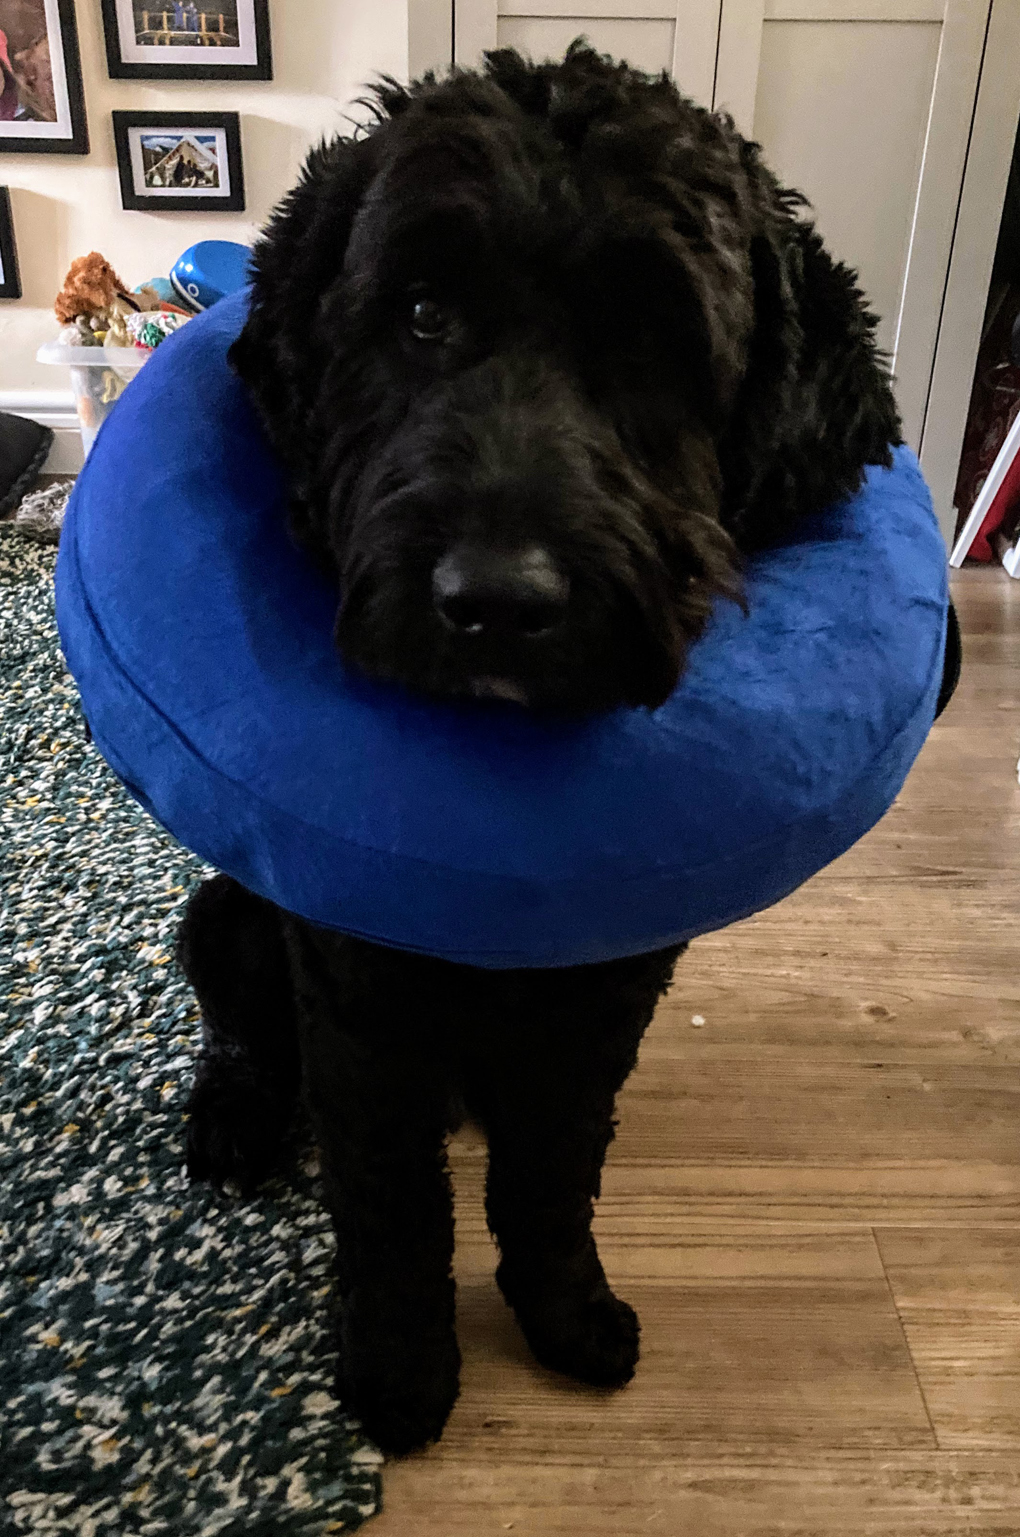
[182, 44, 904, 1455]
[180, 875, 681, 1453]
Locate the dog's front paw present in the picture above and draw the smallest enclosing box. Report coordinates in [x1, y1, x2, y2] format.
[336, 1306, 461, 1456]
[185, 1055, 285, 1194]
[498, 1264, 640, 1387]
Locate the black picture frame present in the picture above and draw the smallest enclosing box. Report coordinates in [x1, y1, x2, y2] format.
[0, 0, 89, 154]
[0, 188, 22, 298]
[100, 0, 271, 81]
[112, 110, 245, 212]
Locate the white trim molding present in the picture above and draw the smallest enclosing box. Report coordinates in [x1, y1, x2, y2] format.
[0, 389, 83, 475]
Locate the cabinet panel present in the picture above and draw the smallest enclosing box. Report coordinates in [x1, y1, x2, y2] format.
[455, 0, 721, 106]
[409, 0, 454, 76]
[716, 0, 992, 450]
[753, 19, 941, 358]
[497, 15, 677, 75]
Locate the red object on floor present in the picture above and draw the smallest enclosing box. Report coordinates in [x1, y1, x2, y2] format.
[954, 287, 1020, 560]
[980, 434, 1020, 557]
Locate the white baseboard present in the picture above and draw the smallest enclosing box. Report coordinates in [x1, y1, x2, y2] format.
[0, 390, 84, 475]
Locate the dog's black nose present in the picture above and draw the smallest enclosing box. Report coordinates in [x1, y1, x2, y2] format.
[432, 544, 569, 638]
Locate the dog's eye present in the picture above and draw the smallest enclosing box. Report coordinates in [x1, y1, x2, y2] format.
[409, 295, 451, 343]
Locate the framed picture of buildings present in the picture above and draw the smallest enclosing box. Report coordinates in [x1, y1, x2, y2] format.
[0, 0, 89, 153]
[100, 0, 271, 81]
[112, 110, 245, 212]
[0, 188, 22, 297]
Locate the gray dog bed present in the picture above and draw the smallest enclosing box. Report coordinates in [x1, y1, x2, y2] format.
[0, 527, 382, 1535]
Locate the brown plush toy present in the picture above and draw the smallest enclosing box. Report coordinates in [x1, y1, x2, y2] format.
[54, 253, 148, 326]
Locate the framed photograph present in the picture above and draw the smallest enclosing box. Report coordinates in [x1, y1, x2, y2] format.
[100, 0, 270, 81]
[112, 110, 245, 212]
[0, 0, 89, 153]
[0, 188, 21, 297]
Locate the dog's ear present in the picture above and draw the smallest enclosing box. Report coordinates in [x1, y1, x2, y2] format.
[716, 229, 802, 540]
[720, 219, 902, 547]
[229, 135, 375, 464]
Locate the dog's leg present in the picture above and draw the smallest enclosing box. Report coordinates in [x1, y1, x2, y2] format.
[283, 923, 461, 1455]
[469, 946, 682, 1387]
[178, 874, 301, 1192]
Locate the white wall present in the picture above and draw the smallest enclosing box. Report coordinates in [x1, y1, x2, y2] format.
[0, 0, 411, 393]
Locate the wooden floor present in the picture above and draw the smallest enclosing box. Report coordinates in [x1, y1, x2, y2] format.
[369, 568, 1020, 1536]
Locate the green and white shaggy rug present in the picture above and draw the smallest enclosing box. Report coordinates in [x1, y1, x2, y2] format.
[0, 527, 382, 1535]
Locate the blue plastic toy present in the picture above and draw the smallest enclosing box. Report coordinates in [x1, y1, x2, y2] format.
[170, 240, 251, 312]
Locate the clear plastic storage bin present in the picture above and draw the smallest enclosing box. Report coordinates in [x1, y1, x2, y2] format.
[37, 342, 150, 457]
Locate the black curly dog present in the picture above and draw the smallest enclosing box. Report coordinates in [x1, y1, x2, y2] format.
[179, 43, 906, 1454]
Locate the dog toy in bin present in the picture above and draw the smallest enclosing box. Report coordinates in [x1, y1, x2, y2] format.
[41, 242, 249, 457]
[170, 240, 251, 311]
[54, 253, 145, 334]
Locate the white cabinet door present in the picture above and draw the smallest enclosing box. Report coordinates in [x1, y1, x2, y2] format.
[454, 0, 722, 107]
[715, 0, 992, 449]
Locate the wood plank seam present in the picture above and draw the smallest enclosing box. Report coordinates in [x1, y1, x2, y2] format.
[871, 1224, 942, 1449]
